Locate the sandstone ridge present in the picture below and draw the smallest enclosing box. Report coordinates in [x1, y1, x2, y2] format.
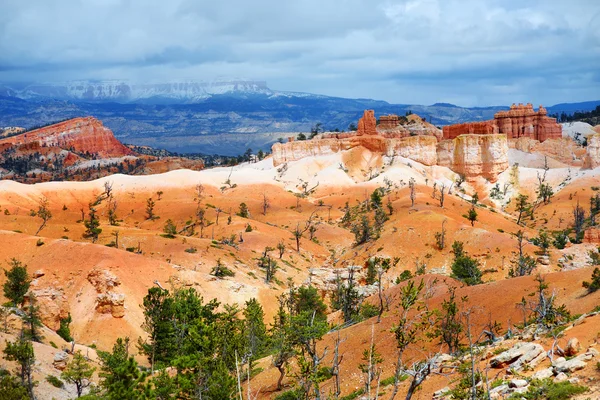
[443, 103, 562, 142]
[272, 110, 509, 181]
[0, 117, 133, 158]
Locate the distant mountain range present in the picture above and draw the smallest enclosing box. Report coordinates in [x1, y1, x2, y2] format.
[1, 80, 599, 155]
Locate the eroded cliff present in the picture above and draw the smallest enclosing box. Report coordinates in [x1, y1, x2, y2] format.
[0, 117, 133, 158]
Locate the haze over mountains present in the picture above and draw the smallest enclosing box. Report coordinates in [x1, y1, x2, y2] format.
[1, 79, 599, 155]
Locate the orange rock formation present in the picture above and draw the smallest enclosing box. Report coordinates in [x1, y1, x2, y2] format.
[357, 109, 377, 136]
[443, 103, 562, 142]
[0, 117, 133, 158]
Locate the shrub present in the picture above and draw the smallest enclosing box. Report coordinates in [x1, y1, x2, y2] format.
[582, 267, 600, 294]
[507, 379, 587, 400]
[184, 247, 197, 254]
[451, 255, 482, 285]
[398, 270, 412, 282]
[275, 389, 304, 400]
[245, 223, 253, 232]
[57, 314, 73, 342]
[162, 219, 177, 238]
[46, 375, 64, 388]
[359, 303, 379, 320]
[211, 259, 235, 278]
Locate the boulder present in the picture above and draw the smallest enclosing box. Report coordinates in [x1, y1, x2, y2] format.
[87, 268, 121, 293]
[432, 387, 450, 399]
[565, 338, 581, 356]
[532, 367, 554, 380]
[553, 356, 586, 373]
[489, 384, 509, 399]
[33, 270, 45, 278]
[96, 293, 125, 318]
[53, 351, 69, 370]
[490, 342, 545, 370]
[509, 379, 528, 388]
[554, 372, 568, 382]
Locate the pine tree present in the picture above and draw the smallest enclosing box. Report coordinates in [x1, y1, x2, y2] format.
[83, 204, 102, 243]
[3, 335, 35, 399]
[61, 351, 96, 397]
[138, 288, 176, 371]
[3, 258, 31, 307]
[0, 369, 29, 400]
[23, 294, 43, 342]
[243, 298, 268, 361]
[103, 356, 149, 400]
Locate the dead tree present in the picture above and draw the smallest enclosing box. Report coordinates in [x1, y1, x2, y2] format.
[35, 196, 52, 235]
[262, 193, 270, 215]
[409, 178, 416, 207]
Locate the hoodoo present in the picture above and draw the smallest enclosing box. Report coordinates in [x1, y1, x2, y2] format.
[443, 103, 562, 142]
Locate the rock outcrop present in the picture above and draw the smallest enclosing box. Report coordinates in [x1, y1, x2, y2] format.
[272, 134, 439, 166]
[443, 103, 562, 142]
[87, 268, 125, 318]
[437, 134, 508, 182]
[25, 287, 70, 331]
[0, 117, 133, 158]
[272, 110, 508, 181]
[583, 133, 600, 169]
[489, 342, 546, 370]
[511, 137, 586, 166]
[357, 110, 377, 136]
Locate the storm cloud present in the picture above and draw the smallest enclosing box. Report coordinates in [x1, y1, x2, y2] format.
[1, 0, 599, 105]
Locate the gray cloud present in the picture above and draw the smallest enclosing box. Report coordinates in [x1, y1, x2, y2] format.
[0, 0, 599, 106]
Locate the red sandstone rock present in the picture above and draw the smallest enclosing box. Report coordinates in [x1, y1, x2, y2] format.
[0, 117, 133, 158]
[357, 110, 377, 136]
[443, 103, 561, 142]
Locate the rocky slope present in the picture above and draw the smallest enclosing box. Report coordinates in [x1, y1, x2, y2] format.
[1, 143, 600, 398]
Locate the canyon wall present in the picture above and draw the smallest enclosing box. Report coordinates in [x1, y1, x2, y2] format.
[273, 133, 508, 181]
[273, 109, 509, 181]
[443, 103, 561, 142]
[0, 117, 133, 158]
[438, 134, 508, 182]
[272, 135, 438, 166]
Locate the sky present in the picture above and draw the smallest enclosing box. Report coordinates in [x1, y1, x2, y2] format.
[0, 0, 599, 106]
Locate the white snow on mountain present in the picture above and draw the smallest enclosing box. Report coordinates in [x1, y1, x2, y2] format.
[2, 79, 275, 102]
